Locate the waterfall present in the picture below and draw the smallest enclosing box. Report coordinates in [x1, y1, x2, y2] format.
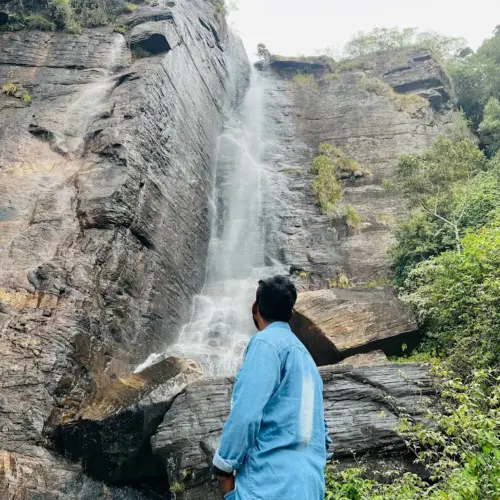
[136, 71, 285, 376]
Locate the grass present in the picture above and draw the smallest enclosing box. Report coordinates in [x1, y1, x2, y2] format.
[112, 24, 126, 34]
[344, 205, 362, 231]
[293, 74, 314, 86]
[362, 276, 393, 288]
[2, 83, 18, 96]
[329, 272, 351, 289]
[312, 160, 343, 214]
[122, 1, 138, 12]
[22, 93, 32, 106]
[358, 74, 428, 116]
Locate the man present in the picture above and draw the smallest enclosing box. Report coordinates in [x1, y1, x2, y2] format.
[213, 275, 331, 500]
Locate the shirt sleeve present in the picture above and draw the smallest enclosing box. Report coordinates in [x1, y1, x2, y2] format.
[213, 338, 281, 473]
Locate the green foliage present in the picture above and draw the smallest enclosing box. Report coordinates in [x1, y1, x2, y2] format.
[358, 74, 428, 116]
[22, 93, 32, 105]
[401, 217, 500, 372]
[2, 83, 18, 96]
[25, 14, 56, 30]
[293, 74, 314, 86]
[344, 27, 467, 59]
[312, 160, 342, 213]
[479, 98, 500, 155]
[112, 24, 126, 34]
[121, 1, 137, 12]
[447, 32, 500, 134]
[329, 273, 350, 289]
[325, 368, 500, 499]
[391, 137, 487, 253]
[256, 43, 271, 62]
[170, 481, 185, 493]
[344, 206, 362, 231]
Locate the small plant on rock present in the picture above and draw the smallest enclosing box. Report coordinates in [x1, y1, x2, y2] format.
[345, 205, 362, 231]
[122, 2, 138, 13]
[293, 74, 314, 86]
[2, 83, 17, 96]
[22, 93, 32, 106]
[25, 14, 56, 31]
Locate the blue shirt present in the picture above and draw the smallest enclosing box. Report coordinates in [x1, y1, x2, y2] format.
[213, 321, 330, 500]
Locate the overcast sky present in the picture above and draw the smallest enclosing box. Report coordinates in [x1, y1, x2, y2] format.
[229, 0, 500, 60]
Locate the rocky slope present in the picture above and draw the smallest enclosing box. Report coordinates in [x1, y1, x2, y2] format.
[0, 0, 249, 497]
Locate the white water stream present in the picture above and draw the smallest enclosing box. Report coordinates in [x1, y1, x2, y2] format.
[136, 72, 285, 376]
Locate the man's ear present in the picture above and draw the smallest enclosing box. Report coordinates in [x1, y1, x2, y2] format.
[252, 301, 258, 316]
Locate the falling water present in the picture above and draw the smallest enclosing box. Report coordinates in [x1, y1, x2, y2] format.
[136, 71, 285, 376]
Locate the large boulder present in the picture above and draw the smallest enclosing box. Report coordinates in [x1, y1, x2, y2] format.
[152, 363, 435, 499]
[49, 357, 203, 487]
[290, 287, 419, 365]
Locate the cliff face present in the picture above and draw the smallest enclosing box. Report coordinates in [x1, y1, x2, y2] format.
[262, 50, 455, 285]
[0, 0, 249, 497]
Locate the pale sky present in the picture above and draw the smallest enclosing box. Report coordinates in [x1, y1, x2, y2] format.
[230, 0, 500, 61]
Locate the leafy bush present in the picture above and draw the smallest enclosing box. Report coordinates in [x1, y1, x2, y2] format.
[121, 1, 137, 13]
[344, 206, 362, 231]
[325, 368, 500, 499]
[2, 83, 18, 96]
[312, 161, 342, 214]
[22, 93, 32, 105]
[400, 216, 500, 372]
[447, 31, 500, 137]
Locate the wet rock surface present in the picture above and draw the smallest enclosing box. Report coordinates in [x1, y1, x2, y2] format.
[0, 0, 249, 497]
[290, 287, 419, 365]
[153, 363, 435, 499]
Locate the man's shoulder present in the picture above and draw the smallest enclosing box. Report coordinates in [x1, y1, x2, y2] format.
[254, 323, 308, 355]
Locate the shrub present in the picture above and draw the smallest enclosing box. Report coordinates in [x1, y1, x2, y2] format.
[2, 83, 18, 96]
[25, 14, 56, 31]
[131, 46, 151, 58]
[325, 367, 500, 499]
[312, 163, 342, 214]
[23, 93, 32, 105]
[344, 205, 362, 231]
[400, 216, 500, 373]
[121, 1, 138, 13]
[112, 24, 126, 34]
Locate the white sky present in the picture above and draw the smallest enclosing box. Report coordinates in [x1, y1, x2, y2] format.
[229, 0, 500, 60]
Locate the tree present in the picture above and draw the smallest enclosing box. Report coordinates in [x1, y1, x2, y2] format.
[256, 43, 271, 63]
[479, 98, 500, 154]
[390, 137, 486, 253]
[447, 32, 500, 131]
[343, 27, 467, 59]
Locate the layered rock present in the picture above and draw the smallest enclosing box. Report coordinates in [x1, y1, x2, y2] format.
[261, 49, 456, 285]
[153, 363, 435, 499]
[0, 0, 249, 497]
[290, 287, 418, 365]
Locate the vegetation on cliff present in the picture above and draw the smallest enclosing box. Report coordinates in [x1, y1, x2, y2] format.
[326, 368, 500, 499]
[326, 25, 500, 500]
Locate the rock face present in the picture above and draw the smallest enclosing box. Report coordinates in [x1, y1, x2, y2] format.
[290, 287, 418, 365]
[0, 0, 249, 497]
[261, 50, 456, 285]
[50, 357, 203, 487]
[153, 363, 435, 499]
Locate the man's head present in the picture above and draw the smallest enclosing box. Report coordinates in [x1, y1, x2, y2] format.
[252, 275, 297, 331]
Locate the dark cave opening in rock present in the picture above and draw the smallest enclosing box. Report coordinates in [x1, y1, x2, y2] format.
[132, 34, 172, 56]
[0, 12, 8, 25]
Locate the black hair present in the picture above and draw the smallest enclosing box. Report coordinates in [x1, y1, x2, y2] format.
[256, 275, 297, 323]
